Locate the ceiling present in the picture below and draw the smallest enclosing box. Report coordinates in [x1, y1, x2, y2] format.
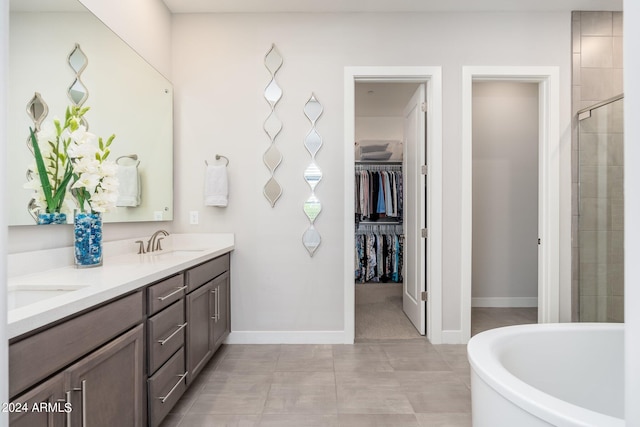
[162, 0, 622, 14]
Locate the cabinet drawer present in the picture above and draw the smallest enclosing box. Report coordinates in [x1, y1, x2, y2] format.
[148, 300, 186, 374]
[148, 347, 187, 427]
[147, 273, 186, 315]
[185, 254, 229, 292]
[10, 291, 144, 398]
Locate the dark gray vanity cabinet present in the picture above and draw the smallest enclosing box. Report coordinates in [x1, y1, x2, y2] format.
[9, 291, 145, 427]
[8, 374, 65, 427]
[185, 254, 230, 385]
[65, 324, 145, 426]
[8, 251, 231, 427]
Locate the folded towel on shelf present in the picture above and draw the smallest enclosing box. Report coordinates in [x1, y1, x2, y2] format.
[204, 164, 228, 207]
[116, 163, 141, 207]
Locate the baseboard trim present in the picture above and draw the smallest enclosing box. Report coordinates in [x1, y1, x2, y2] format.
[472, 297, 538, 308]
[225, 331, 346, 344]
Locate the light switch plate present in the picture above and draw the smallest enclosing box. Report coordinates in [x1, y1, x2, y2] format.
[189, 211, 199, 225]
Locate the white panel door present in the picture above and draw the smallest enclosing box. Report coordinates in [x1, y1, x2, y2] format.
[403, 84, 426, 335]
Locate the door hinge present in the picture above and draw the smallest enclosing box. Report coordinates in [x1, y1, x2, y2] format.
[421, 102, 427, 112]
[421, 291, 428, 301]
[538, 238, 541, 245]
[421, 165, 428, 175]
[421, 228, 428, 238]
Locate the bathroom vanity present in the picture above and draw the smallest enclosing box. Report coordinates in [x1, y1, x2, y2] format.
[6, 233, 234, 427]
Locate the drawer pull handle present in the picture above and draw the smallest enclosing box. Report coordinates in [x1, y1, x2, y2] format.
[158, 322, 188, 346]
[158, 371, 188, 404]
[157, 286, 187, 301]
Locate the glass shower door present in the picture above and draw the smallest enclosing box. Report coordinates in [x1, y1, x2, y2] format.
[577, 95, 624, 322]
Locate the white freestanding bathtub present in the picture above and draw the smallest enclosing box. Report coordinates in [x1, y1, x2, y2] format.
[467, 323, 624, 427]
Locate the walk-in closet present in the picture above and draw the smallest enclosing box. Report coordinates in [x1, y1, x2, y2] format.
[354, 82, 424, 341]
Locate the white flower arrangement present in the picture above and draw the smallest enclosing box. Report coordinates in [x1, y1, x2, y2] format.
[24, 106, 119, 216]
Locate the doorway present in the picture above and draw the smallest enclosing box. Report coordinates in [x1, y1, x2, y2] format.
[354, 81, 422, 341]
[344, 66, 443, 344]
[471, 81, 539, 336]
[461, 66, 561, 343]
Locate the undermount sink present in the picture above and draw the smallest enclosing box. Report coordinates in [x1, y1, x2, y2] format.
[8, 288, 80, 310]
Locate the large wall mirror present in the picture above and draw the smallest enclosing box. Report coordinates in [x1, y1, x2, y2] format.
[8, 0, 173, 225]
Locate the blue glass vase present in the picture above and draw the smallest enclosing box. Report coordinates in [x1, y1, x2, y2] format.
[37, 212, 67, 225]
[74, 211, 103, 268]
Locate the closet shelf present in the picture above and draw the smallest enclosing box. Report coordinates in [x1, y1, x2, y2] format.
[358, 220, 402, 225]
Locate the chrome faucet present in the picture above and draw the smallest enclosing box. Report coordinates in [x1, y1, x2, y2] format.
[144, 229, 170, 253]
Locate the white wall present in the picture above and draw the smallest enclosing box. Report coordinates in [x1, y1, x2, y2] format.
[171, 12, 573, 339]
[471, 82, 539, 307]
[355, 117, 403, 141]
[624, 0, 640, 424]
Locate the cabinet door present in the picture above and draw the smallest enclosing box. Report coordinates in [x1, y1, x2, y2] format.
[9, 373, 66, 427]
[186, 281, 213, 384]
[212, 271, 230, 349]
[65, 324, 145, 427]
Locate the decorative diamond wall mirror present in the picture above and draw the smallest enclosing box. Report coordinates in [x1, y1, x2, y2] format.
[302, 93, 323, 256]
[263, 44, 283, 207]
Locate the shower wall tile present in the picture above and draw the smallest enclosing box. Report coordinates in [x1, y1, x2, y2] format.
[572, 11, 623, 321]
[607, 296, 624, 322]
[608, 263, 625, 296]
[580, 295, 608, 321]
[579, 197, 623, 231]
[572, 15, 581, 53]
[579, 198, 607, 231]
[580, 11, 612, 36]
[610, 197, 624, 231]
[613, 37, 623, 69]
[580, 37, 613, 68]
[613, 12, 623, 36]
[578, 230, 624, 265]
[580, 68, 615, 101]
[579, 133, 624, 166]
[579, 165, 623, 199]
[573, 54, 581, 85]
[613, 68, 624, 96]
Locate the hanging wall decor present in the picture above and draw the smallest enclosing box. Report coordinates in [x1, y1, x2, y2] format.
[67, 43, 89, 128]
[25, 92, 56, 223]
[302, 93, 323, 256]
[263, 44, 283, 207]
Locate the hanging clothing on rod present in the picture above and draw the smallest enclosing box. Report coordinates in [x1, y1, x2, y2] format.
[355, 226, 404, 284]
[355, 166, 403, 223]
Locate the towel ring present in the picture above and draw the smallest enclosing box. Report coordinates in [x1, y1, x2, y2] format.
[117, 154, 138, 162]
[116, 154, 139, 166]
[205, 155, 229, 167]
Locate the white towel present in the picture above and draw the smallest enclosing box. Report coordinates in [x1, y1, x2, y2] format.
[116, 164, 141, 207]
[204, 164, 228, 207]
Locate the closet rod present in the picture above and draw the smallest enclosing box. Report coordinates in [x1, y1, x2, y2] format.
[355, 163, 402, 172]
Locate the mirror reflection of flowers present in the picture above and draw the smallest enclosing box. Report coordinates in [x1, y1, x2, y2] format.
[24, 105, 119, 216]
[24, 106, 82, 217]
[66, 109, 119, 213]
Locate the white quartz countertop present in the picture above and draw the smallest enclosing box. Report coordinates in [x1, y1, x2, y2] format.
[7, 233, 234, 339]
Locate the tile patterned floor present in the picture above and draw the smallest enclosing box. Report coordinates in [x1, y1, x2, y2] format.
[160, 341, 471, 427]
[161, 308, 536, 427]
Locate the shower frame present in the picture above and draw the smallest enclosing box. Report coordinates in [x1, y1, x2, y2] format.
[576, 93, 624, 323]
